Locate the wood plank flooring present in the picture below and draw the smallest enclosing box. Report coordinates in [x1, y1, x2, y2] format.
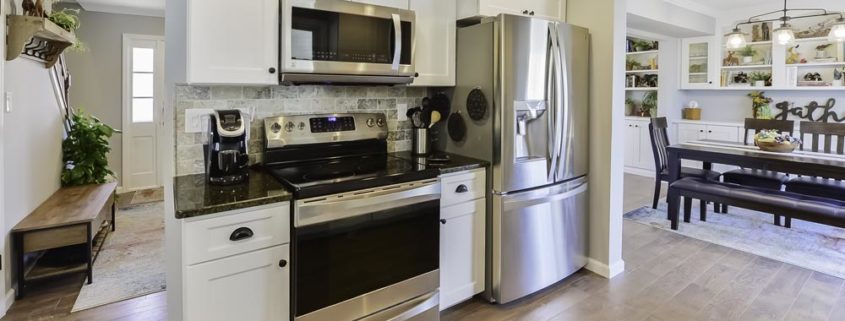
[2, 173, 843, 321]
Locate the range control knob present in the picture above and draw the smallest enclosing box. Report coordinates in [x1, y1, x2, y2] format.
[270, 122, 282, 133]
[376, 118, 386, 127]
[298, 122, 306, 130]
[366, 118, 376, 127]
[284, 121, 295, 132]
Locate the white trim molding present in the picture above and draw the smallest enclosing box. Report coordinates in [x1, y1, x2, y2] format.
[662, 0, 717, 17]
[77, 1, 165, 18]
[585, 258, 626, 279]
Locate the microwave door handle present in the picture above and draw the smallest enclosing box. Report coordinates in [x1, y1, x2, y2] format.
[391, 13, 402, 71]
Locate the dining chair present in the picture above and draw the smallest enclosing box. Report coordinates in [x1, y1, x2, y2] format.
[648, 117, 721, 218]
[721, 118, 794, 225]
[782, 121, 845, 227]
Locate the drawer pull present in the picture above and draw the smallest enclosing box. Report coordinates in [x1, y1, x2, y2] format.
[455, 184, 469, 193]
[229, 227, 254, 242]
[440, 219, 447, 225]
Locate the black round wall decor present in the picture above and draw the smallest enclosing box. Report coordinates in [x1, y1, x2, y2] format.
[447, 112, 466, 142]
[466, 88, 487, 121]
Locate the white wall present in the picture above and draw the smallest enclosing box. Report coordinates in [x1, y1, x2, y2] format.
[627, 0, 716, 37]
[568, 0, 626, 278]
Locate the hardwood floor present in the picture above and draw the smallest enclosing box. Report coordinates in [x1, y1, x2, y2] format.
[3, 173, 842, 321]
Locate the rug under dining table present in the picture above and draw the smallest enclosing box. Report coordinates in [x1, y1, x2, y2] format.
[625, 201, 845, 279]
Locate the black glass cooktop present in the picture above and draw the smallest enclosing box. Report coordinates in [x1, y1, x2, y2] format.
[265, 154, 438, 198]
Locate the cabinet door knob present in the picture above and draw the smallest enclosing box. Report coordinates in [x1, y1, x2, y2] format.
[699, 130, 704, 133]
[708, 81, 713, 84]
[529, 11, 535, 15]
[269, 67, 277, 74]
[414, 72, 419, 77]
[455, 184, 469, 193]
[279, 259, 287, 268]
[440, 219, 447, 224]
[522, 10, 529, 14]
[708, 130, 712, 133]
[229, 227, 254, 241]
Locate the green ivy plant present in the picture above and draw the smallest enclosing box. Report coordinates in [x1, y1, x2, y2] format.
[61, 110, 119, 186]
[48, 7, 86, 51]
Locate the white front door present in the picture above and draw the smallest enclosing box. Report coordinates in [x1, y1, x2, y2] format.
[123, 34, 164, 191]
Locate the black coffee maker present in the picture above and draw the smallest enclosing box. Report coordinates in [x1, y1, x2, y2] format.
[206, 110, 249, 185]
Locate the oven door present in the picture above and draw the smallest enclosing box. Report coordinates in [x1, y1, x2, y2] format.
[281, 0, 415, 84]
[294, 180, 440, 321]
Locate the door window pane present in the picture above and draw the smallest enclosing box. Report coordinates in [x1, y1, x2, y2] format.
[132, 98, 154, 123]
[133, 48, 154, 72]
[132, 73, 154, 97]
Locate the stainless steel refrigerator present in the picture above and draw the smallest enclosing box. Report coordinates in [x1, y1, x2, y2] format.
[439, 14, 590, 304]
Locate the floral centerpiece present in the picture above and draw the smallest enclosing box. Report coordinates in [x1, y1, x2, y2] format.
[748, 91, 773, 119]
[754, 129, 801, 153]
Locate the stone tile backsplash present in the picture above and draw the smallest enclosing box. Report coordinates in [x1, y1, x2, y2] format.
[175, 85, 426, 176]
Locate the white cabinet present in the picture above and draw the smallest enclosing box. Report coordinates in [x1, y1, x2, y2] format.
[346, 0, 409, 9]
[457, 0, 565, 21]
[409, 0, 456, 87]
[185, 245, 289, 321]
[186, 0, 279, 85]
[681, 37, 717, 89]
[438, 169, 485, 310]
[623, 118, 655, 172]
[675, 122, 741, 144]
[677, 123, 706, 143]
[181, 203, 291, 321]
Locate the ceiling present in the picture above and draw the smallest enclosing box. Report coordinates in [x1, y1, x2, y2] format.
[76, 0, 164, 17]
[700, 0, 774, 11]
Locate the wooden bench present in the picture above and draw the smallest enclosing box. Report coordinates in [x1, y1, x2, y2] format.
[11, 181, 117, 299]
[667, 177, 845, 231]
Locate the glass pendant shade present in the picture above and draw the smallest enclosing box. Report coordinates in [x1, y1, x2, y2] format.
[725, 29, 747, 49]
[773, 24, 796, 46]
[829, 20, 845, 42]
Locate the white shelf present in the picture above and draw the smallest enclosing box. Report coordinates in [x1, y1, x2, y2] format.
[626, 69, 658, 74]
[720, 64, 772, 69]
[722, 41, 772, 48]
[689, 72, 707, 76]
[794, 37, 829, 43]
[787, 62, 845, 67]
[626, 87, 658, 91]
[689, 56, 708, 60]
[626, 50, 658, 55]
[681, 86, 845, 91]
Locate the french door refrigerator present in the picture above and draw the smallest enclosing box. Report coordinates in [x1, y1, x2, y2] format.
[439, 14, 590, 304]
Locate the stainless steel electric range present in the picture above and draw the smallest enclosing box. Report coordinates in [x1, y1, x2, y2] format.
[263, 113, 441, 321]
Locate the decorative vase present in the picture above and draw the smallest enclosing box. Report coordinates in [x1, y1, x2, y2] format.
[754, 104, 772, 119]
[816, 50, 827, 59]
[834, 79, 844, 87]
[754, 80, 766, 87]
[743, 56, 753, 64]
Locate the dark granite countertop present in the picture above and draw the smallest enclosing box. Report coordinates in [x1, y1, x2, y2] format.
[174, 168, 292, 219]
[390, 151, 488, 175]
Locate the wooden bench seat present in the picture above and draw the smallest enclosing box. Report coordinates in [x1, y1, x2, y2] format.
[667, 177, 845, 230]
[11, 181, 117, 299]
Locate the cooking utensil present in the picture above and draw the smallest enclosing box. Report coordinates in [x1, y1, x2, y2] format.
[412, 111, 422, 128]
[406, 106, 420, 119]
[428, 111, 441, 128]
[430, 93, 451, 116]
[420, 107, 431, 128]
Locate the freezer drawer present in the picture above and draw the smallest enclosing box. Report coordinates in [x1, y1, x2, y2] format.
[490, 176, 588, 303]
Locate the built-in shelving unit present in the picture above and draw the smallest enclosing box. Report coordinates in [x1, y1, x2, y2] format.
[625, 36, 660, 117]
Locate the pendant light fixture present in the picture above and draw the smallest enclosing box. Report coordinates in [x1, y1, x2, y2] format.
[724, 0, 845, 46]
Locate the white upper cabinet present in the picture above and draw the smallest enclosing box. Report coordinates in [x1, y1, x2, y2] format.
[457, 0, 565, 21]
[346, 0, 409, 9]
[187, 0, 279, 85]
[680, 37, 717, 89]
[409, 0, 456, 87]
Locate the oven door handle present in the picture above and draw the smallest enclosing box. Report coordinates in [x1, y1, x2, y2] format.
[357, 291, 439, 321]
[296, 182, 440, 227]
[391, 13, 402, 71]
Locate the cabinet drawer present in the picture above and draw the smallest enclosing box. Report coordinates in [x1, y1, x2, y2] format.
[441, 169, 485, 207]
[184, 203, 290, 265]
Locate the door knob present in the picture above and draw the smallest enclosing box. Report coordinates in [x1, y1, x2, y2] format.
[269, 67, 277, 74]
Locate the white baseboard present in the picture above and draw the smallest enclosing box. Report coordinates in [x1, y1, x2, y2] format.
[624, 167, 655, 178]
[2, 288, 14, 317]
[585, 258, 625, 279]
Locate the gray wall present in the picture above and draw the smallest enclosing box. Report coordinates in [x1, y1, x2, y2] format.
[174, 85, 426, 176]
[681, 91, 845, 123]
[62, 5, 165, 187]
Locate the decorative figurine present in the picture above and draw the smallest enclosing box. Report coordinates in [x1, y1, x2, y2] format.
[723, 51, 740, 66]
[762, 22, 770, 41]
[22, 0, 36, 16]
[752, 25, 761, 42]
[787, 47, 801, 64]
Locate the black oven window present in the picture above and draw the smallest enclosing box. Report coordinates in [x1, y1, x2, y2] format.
[291, 7, 411, 64]
[294, 200, 438, 316]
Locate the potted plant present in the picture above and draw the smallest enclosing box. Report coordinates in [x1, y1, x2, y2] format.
[626, 57, 641, 71]
[749, 72, 770, 87]
[632, 39, 654, 52]
[748, 91, 773, 119]
[738, 45, 756, 64]
[816, 43, 832, 59]
[834, 67, 845, 86]
[48, 7, 85, 51]
[61, 110, 119, 186]
[642, 91, 658, 117]
[625, 98, 637, 115]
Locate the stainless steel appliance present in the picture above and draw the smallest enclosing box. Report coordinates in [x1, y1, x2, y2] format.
[279, 0, 415, 84]
[263, 113, 441, 321]
[439, 14, 590, 304]
[205, 110, 249, 185]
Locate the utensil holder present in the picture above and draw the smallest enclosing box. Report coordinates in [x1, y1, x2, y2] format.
[412, 128, 430, 155]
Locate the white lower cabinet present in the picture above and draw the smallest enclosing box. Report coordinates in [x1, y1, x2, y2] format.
[675, 121, 743, 172]
[439, 169, 486, 310]
[185, 245, 290, 321]
[623, 118, 655, 173]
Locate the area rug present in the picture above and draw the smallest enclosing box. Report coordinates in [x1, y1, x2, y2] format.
[624, 202, 845, 279]
[71, 202, 166, 312]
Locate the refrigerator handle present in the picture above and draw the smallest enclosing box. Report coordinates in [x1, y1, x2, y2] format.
[546, 23, 561, 182]
[556, 25, 572, 179]
[550, 23, 565, 181]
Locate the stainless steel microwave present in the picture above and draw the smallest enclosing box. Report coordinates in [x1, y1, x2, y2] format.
[280, 0, 416, 85]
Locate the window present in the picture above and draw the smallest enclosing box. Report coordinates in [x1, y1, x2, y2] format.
[131, 48, 155, 123]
